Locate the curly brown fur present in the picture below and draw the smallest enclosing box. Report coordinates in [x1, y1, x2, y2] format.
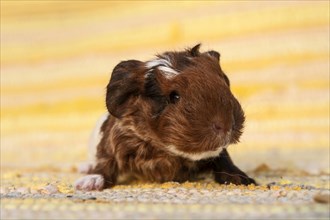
[75, 44, 256, 191]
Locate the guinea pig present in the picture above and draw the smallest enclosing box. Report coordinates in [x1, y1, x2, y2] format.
[75, 44, 256, 191]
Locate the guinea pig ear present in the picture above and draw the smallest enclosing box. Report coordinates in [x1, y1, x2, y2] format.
[106, 60, 143, 118]
[207, 50, 220, 61]
[189, 44, 201, 57]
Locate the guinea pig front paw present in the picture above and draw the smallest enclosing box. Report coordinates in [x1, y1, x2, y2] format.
[214, 171, 257, 186]
[74, 174, 105, 191]
[237, 175, 257, 186]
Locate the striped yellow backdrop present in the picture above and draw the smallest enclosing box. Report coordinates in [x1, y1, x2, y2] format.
[1, 1, 329, 173]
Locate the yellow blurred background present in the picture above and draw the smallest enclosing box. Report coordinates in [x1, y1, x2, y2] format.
[1, 1, 329, 173]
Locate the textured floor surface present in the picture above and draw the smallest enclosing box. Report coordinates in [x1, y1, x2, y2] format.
[1, 1, 329, 219]
[1, 168, 330, 219]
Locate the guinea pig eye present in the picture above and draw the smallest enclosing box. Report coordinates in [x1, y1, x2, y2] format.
[169, 91, 180, 104]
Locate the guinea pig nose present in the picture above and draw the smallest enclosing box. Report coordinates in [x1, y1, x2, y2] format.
[212, 122, 226, 134]
[212, 120, 232, 134]
[213, 123, 222, 131]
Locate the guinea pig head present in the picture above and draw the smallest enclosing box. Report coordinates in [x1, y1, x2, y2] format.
[106, 44, 245, 161]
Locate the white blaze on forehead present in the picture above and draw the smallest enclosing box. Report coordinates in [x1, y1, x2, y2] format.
[166, 145, 225, 161]
[146, 58, 172, 69]
[158, 66, 179, 76]
[145, 57, 179, 78]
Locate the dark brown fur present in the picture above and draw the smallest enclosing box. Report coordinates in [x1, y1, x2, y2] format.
[77, 44, 256, 190]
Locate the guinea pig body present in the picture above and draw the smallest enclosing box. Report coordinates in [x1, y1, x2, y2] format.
[75, 44, 256, 191]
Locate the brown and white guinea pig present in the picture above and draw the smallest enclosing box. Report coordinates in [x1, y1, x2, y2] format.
[75, 44, 256, 191]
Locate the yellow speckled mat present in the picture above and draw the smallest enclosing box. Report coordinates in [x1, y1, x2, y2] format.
[1, 171, 329, 219]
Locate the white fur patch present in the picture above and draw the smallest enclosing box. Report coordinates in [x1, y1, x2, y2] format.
[77, 113, 108, 174]
[78, 162, 95, 174]
[74, 174, 104, 191]
[158, 66, 179, 76]
[88, 113, 109, 161]
[145, 57, 178, 78]
[166, 145, 224, 161]
[146, 58, 171, 69]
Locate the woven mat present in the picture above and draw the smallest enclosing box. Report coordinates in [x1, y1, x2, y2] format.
[1, 170, 329, 219]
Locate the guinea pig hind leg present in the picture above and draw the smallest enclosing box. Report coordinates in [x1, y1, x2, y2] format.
[77, 113, 109, 174]
[75, 157, 118, 191]
[212, 149, 257, 186]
